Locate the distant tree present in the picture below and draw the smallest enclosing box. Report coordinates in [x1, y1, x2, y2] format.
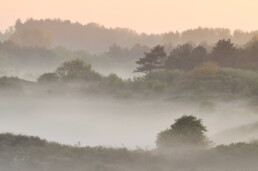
[211, 39, 236, 66]
[135, 45, 166, 73]
[107, 44, 125, 57]
[156, 115, 209, 149]
[10, 26, 52, 47]
[162, 31, 180, 44]
[165, 44, 208, 71]
[164, 43, 193, 70]
[56, 59, 101, 81]
[181, 27, 231, 44]
[0, 40, 57, 69]
[38, 73, 59, 83]
[190, 45, 208, 67]
[0, 27, 13, 42]
[244, 35, 258, 66]
[130, 44, 150, 56]
[245, 34, 258, 48]
[232, 29, 253, 45]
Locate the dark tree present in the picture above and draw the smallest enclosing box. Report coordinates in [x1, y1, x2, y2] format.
[245, 35, 258, 63]
[135, 45, 166, 73]
[156, 115, 209, 149]
[164, 44, 208, 71]
[164, 43, 193, 70]
[190, 45, 208, 67]
[211, 39, 236, 66]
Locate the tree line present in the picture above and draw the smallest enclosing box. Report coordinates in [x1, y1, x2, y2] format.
[2, 18, 258, 53]
[135, 38, 258, 73]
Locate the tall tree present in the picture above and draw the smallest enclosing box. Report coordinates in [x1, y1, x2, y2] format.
[164, 43, 193, 70]
[135, 45, 166, 73]
[211, 39, 236, 67]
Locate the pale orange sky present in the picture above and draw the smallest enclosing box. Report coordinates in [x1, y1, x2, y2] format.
[1, 0, 258, 33]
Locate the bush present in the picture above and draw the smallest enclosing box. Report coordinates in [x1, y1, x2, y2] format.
[156, 115, 209, 149]
[56, 59, 102, 81]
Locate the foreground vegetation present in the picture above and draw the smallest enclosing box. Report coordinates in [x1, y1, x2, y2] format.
[1, 116, 258, 171]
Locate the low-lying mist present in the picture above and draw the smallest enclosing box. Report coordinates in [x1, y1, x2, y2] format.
[2, 25, 258, 170]
[1, 95, 257, 149]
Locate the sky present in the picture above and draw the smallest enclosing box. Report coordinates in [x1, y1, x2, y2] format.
[1, 0, 258, 34]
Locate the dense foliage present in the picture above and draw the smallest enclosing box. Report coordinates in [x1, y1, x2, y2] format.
[2, 55, 258, 104]
[2, 22, 258, 103]
[156, 115, 209, 148]
[135, 39, 258, 72]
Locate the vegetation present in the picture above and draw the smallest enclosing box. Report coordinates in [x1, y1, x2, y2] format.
[10, 19, 52, 47]
[0, 121, 258, 171]
[2, 19, 258, 170]
[135, 45, 166, 73]
[31, 57, 258, 103]
[3, 19, 258, 53]
[55, 59, 101, 81]
[156, 115, 209, 149]
[0, 53, 257, 104]
[2, 26, 258, 82]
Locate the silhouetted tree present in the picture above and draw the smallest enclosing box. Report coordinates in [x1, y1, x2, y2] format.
[165, 43, 193, 70]
[135, 45, 166, 73]
[165, 44, 209, 71]
[156, 115, 209, 149]
[211, 39, 236, 66]
[190, 45, 208, 67]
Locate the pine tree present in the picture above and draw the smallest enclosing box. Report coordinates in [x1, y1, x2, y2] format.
[135, 45, 166, 73]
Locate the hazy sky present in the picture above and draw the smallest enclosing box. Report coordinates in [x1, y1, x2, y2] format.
[1, 0, 258, 33]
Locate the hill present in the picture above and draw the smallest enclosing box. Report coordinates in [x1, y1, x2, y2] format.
[0, 133, 258, 171]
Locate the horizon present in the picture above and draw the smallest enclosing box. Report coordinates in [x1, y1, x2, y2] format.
[1, 0, 258, 34]
[1, 18, 258, 35]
